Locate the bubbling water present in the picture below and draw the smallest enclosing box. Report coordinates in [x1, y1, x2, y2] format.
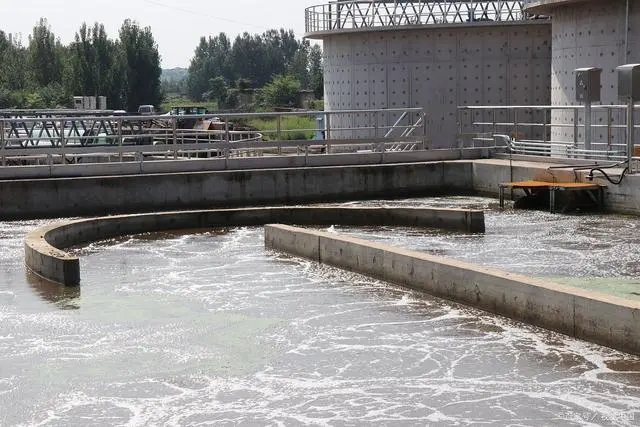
[0, 198, 639, 425]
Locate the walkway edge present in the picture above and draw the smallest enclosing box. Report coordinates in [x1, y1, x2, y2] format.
[264, 224, 640, 356]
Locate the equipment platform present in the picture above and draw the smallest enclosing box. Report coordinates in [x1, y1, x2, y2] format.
[499, 180, 606, 214]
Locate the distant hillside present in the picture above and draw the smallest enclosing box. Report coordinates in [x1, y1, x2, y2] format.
[162, 68, 188, 82]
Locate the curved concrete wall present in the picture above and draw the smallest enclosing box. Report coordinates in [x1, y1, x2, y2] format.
[525, 0, 640, 145]
[24, 206, 485, 286]
[0, 159, 478, 220]
[319, 23, 551, 147]
[265, 224, 640, 356]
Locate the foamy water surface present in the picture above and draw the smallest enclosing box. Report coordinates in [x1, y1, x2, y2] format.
[0, 198, 639, 426]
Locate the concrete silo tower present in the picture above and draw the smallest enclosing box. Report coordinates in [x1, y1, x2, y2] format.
[305, 1, 552, 147]
[524, 0, 638, 144]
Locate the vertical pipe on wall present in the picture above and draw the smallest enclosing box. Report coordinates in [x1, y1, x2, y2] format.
[585, 102, 592, 150]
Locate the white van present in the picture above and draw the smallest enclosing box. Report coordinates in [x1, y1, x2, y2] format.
[138, 105, 156, 115]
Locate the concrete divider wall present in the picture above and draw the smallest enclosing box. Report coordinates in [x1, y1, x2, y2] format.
[24, 206, 484, 286]
[264, 224, 640, 356]
[8, 154, 640, 219]
[4, 161, 475, 220]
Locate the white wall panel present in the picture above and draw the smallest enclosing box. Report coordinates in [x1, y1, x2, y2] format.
[551, 0, 638, 145]
[323, 23, 552, 146]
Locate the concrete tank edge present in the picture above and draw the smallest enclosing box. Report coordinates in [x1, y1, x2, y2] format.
[23, 206, 485, 286]
[265, 224, 640, 356]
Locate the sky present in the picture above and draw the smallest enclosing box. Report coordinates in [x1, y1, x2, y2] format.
[4, 0, 321, 68]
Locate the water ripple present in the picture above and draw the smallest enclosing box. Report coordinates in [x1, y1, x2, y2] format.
[0, 200, 639, 425]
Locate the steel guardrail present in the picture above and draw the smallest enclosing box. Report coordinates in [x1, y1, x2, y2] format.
[305, 1, 542, 34]
[0, 108, 428, 168]
[458, 104, 640, 163]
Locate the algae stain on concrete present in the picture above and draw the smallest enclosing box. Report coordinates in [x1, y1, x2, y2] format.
[548, 276, 640, 301]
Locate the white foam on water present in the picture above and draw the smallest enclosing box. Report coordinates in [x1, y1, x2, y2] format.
[3, 203, 640, 425]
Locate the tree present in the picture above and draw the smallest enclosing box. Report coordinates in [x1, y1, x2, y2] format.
[288, 41, 310, 89]
[185, 28, 318, 106]
[309, 44, 324, 99]
[231, 32, 265, 87]
[0, 20, 140, 109]
[119, 19, 162, 112]
[28, 18, 64, 87]
[0, 32, 29, 93]
[187, 33, 233, 100]
[70, 23, 127, 108]
[187, 37, 210, 100]
[263, 74, 301, 107]
[70, 23, 96, 96]
[0, 31, 11, 80]
[204, 76, 228, 104]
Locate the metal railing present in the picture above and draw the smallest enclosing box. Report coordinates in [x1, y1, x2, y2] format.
[457, 104, 640, 164]
[305, 1, 541, 33]
[0, 108, 427, 168]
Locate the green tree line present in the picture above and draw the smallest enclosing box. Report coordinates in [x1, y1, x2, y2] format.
[0, 20, 322, 112]
[186, 29, 323, 108]
[0, 18, 162, 111]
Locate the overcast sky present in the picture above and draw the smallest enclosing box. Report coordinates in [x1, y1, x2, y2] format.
[4, 0, 321, 68]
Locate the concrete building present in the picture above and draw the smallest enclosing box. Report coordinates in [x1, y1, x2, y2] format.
[524, 0, 638, 144]
[305, 1, 552, 147]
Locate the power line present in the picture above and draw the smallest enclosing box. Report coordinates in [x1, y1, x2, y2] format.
[141, 0, 295, 34]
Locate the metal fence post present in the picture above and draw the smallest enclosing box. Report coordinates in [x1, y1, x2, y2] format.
[172, 117, 178, 160]
[492, 109, 497, 136]
[117, 118, 123, 162]
[374, 111, 379, 138]
[584, 101, 592, 151]
[627, 99, 635, 173]
[277, 115, 282, 141]
[0, 119, 4, 166]
[325, 112, 331, 153]
[60, 119, 66, 164]
[422, 110, 427, 149]
[573, 108, 579, 147]
[542, 108, 548, 144]
[324, 112, 331, 140]
[607, 107, 613, 148]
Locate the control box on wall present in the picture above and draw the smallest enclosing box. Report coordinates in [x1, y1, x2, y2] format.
[617, 64, 640, 101]
[575, 67, 601, 103]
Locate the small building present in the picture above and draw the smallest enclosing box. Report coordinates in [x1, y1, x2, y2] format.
[73, 96, 107, 111]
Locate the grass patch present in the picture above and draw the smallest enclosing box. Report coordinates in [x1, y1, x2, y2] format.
[247, 115, 317, 140]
